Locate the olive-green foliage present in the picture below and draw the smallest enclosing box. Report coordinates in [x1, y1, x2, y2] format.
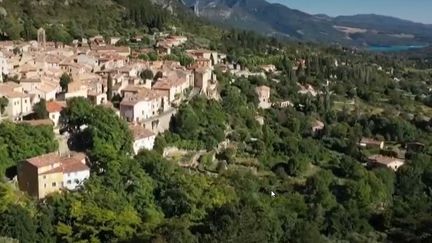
[59, 73, 71, 93]
[171, 96, 227, 149]
[0, 0, 169, 41]
[0, 122, 58, 175]
[61, 97, 133, 153]
[0, 97, 8, 115]
[33, 99, 48, 119]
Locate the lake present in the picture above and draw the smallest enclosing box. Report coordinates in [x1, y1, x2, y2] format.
[367, 45, 428, 52]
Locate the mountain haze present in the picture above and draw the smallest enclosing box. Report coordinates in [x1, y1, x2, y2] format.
[183, 0, 432, 46]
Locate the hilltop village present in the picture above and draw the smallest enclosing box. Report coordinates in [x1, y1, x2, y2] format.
[0, 28, 228, 197]
[0, 22, 432, 242]
[0, 27, 424, 200]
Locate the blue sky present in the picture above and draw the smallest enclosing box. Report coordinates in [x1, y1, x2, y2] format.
[268, 0, 432, 24]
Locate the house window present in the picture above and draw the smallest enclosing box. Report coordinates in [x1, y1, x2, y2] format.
[52, 182, 56, 187]
[43, 175, 46, 179]
[44, 183, 46, 188]
[67, 180, 71, 184]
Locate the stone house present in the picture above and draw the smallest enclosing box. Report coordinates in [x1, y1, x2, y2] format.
[18, 152, 90, 199]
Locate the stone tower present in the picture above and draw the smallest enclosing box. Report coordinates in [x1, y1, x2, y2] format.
[37, 27, 46, 48]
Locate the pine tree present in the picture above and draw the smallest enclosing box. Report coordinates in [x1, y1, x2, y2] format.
[107, 73, 113, 101]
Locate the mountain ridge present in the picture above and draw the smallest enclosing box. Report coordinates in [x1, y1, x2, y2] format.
[183, 0, 432, 46]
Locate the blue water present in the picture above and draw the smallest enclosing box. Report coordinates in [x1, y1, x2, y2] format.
[367, 45, 428, 52]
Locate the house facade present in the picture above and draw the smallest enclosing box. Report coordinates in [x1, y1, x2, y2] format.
[18, 152, 90, 199]
[0, 83, 32, 120]
[46, 101, 65, 128]
[130, 125, 156, 154]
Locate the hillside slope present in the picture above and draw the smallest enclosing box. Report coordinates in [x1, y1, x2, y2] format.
[0, 0, 174, 41]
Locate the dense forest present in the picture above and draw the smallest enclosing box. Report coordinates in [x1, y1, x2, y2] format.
[1, 0, 432, 243]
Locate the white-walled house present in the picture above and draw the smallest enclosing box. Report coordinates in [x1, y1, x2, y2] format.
[0, 82, 32, 120]
[46, 101, 65, 128]
[121, 99, 153, 122]
[256, 85, 271, 109]
[120, 88, 169, 122]
[152, 77, 190, 103]
[130, 125, 156, 154]
[62, 161, 91, 191]
[77, 53, 99, 71]
[18, 152, 90, 199]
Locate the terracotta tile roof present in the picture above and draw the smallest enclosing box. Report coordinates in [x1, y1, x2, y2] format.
[36, 82, 58, 93]
[27, 152, 60, 168]
[27, 152, 89, 174]
[3, 82, 21, 89]
[368, 155, 404, 166]
[20, 78, 41, 83]
[152, 77, 187, 90]
[46, 101, 65, 113]
[120, 88, 165, 106]
[62, 158, 89, 173]
[129, 125, 155, 140]
[0, 88, 30, 99]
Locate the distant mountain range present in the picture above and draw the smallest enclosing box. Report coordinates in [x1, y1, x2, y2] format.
[182, 0, 432, 46]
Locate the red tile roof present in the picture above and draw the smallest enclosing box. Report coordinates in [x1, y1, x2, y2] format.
[62, 158, 89, 173]
[26, 152, 88, 173]
[46, 101, 65, 113]
[27, 152, 60, 168]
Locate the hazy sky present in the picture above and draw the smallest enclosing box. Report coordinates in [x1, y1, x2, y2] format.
[268, 0, 432, 24]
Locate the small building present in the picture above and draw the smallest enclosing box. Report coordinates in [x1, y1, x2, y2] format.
[256, 85, 271, 109]
[194, 67, 212, 94]
[260, 64, 277, 73]
[368, 155, 405, 171]
[37, 27, 46, 48]
[120, 87, 169, 122]
[88, 92, 107, 106]
[276, 100, 293, 108]
[359, 138, 385, 150]
[129, 125, 156, 155]
[109, 37, 122, 45]
[18, 152, 90, 199]
[152, 77, 190, 103]
[311, 120, 325, 134]
[46, 101, 66, 128]
[0, 83, 32, 120]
